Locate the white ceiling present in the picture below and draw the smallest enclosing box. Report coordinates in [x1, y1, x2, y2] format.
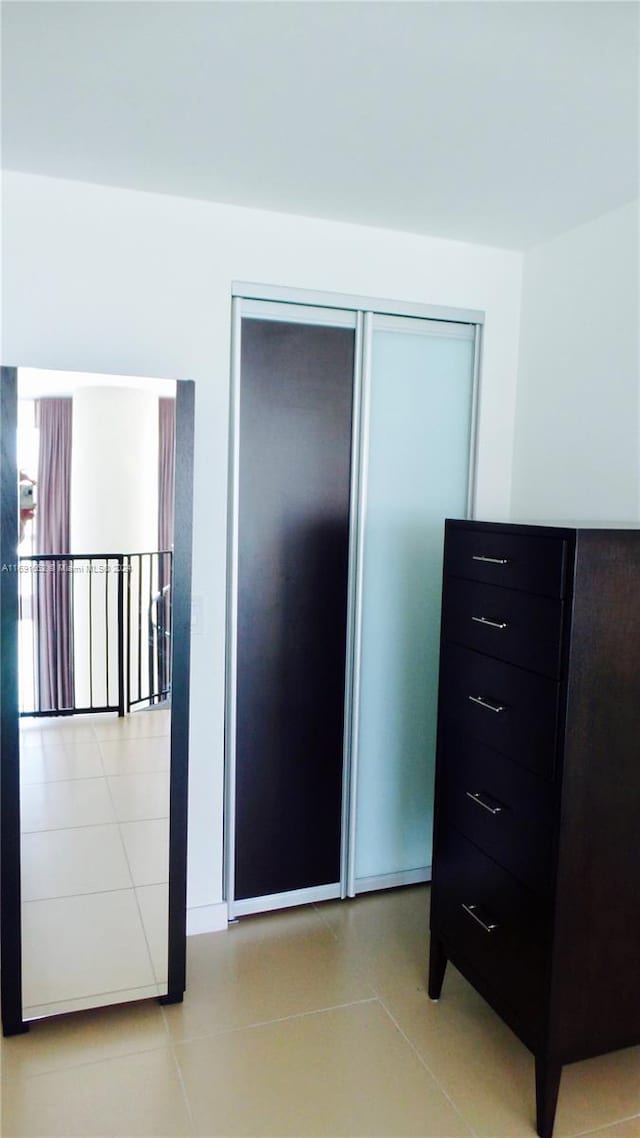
[2, 1, 638, 250]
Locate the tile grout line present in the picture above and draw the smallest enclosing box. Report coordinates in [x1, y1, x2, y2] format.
[21, 726, 162, 1010]
[22, 987, 162, 1022]
[16, 716, 173, 1076]
[8, 1036, 179, 1084]
[23, 882, 166, 905]
[168, 1043, 197, 1136]
[135, 889, 169, 993]
[108, 775, 167, 993]
[91, 719, 169, 1001]
[22, 814, 168, 834]
[24, 981, 161, 1008]
[568, 1112, 640, 1138]
[312, 901, 341, 941]
[95, 730, 109, 779]
[21, 772, 112, 785]
[164, 995, 382, 1050]
[20, 819, 118, 835]
[310, 902, 384, 997]
[108, 725, 169, 995]
[37, 724, 163, 1000]
[377, 994, 482, 1138]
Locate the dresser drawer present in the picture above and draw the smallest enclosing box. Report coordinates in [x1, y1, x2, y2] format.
[442, 578, 564, 678]
[438, 644, 559, 777]
[431, 828, 546, 1029]
[437, 729, 553, 893]
[445, 526, 568, 598]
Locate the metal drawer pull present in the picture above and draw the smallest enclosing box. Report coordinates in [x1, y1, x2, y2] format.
[472, 555, 510, 565]
[471, 616, 508, 630]
[466, 790, 503, 815]
[462, 903, 499, 933]
[468, 695, 506, 713]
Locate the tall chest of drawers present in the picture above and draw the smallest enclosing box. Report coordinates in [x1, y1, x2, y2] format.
[429, 519, 640, 1138]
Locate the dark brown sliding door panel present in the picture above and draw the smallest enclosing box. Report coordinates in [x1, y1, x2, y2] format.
[235, 319, 354, 901]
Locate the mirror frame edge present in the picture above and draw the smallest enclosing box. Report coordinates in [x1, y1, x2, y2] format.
[163, 377, 194, 1004]
[1, 365, 27, 1035]
[0, 369, 195, 1032]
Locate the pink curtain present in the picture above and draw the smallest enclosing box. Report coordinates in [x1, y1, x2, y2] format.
[35, 398, 74, 711]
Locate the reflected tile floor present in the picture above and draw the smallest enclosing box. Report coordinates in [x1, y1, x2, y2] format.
[17, 711, 170, 1019]
[2, 886, 639, 1138]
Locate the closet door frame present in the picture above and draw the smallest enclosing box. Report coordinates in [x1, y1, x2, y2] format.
[224, 284, 484, 917]
[224, 298, 362, 918]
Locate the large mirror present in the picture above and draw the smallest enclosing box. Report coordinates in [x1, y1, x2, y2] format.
[1, 367, 194, 1033]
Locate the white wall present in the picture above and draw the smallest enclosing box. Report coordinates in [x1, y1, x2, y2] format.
[511, 199, 640, 522]
[1, 171, 523, 928]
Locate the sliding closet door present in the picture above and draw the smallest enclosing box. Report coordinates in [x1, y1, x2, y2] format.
[232, 307, 356, 911]
[350, 316, 476, 893]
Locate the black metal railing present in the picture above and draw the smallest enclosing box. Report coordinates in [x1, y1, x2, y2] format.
[126, 551, 173, 711]
[18, 550, 172, 717]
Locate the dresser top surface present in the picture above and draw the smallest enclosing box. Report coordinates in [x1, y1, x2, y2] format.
[446, 518, 640, 537]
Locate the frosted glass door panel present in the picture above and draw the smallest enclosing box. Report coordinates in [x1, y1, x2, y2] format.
[354, 324, 475, 884]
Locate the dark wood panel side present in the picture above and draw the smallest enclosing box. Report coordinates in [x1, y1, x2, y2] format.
[234, 319, 354, 901]
[1, 367, 27, 1035]
[550, 531, 640, 1058]
[164, 379, 194, 1005]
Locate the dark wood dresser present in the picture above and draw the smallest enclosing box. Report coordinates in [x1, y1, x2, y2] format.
[428, 519, 640, 1138]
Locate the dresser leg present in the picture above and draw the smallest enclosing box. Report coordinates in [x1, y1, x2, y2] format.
[428, 935, 447, 1000]
[535, 1055, 562, 1138]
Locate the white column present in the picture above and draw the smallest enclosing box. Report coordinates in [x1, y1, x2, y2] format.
[71, 386, 158, 553]
[70, 387, 159, 709]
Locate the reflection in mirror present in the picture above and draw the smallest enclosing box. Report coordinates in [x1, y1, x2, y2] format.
[17, 369, 176, 1019]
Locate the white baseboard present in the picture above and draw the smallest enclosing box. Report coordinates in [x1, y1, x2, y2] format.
[186, 902, 229, 935]
[354, 867, 431, 894]
[228, 882, 341, 919]
[185, 872, 430, 932]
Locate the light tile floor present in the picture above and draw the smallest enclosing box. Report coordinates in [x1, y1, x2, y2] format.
[18, 710, 170, 1019]
[2, 886, 639, 1138]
